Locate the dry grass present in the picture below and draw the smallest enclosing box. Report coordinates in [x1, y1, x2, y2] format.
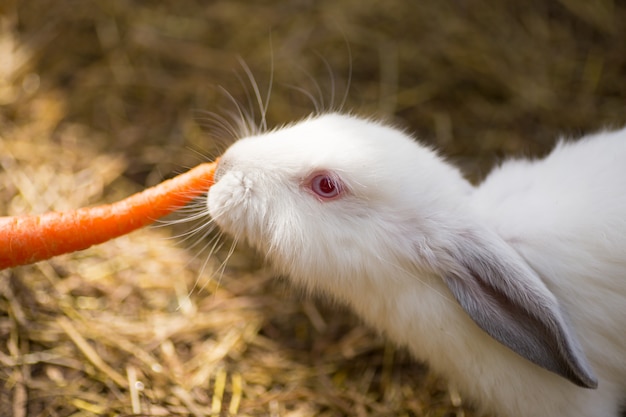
[1, 1, 625, 416]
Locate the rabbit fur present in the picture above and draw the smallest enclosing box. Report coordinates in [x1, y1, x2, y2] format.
[207, 113, 626, 417]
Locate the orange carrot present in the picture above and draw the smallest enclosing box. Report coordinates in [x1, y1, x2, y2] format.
[0, 160, 218, 270]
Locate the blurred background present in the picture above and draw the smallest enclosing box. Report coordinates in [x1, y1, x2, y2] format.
[5, 0, 626, 181]
[1, 0, 625, 416]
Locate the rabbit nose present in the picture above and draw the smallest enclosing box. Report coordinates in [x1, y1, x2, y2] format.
[214, 157, 232, 182]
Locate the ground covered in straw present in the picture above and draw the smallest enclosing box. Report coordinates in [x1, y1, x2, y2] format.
[1, 1, 625, 416]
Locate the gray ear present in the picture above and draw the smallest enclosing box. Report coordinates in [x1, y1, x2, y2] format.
[440, 229, 597, 389]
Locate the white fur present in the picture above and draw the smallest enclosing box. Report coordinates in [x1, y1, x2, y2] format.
[207, 113, 626, 417]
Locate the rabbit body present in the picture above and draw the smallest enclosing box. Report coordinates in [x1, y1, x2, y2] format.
[207, 114, 626, 417]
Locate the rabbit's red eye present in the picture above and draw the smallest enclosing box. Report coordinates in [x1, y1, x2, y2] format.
[311, 174, 342, 199]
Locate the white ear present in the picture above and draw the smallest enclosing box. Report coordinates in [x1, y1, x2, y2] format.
[437, 228, 598, 388]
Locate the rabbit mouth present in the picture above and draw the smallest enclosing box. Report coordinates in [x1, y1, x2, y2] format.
[207, 170, 275, 251]
[208, 171, 251, 235]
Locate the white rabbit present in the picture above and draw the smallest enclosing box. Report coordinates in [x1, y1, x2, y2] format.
[206, 113, 626, 417]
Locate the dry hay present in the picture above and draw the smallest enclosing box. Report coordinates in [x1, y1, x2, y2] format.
[1, 0, 626, 416]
